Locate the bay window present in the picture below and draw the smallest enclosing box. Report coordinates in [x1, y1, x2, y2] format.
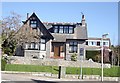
[54, 25, 74, 34]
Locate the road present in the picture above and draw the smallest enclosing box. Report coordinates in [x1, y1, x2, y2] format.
[1, 73, 118, 83]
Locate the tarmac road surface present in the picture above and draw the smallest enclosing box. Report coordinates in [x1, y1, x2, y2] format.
[1, 73, 118, 83]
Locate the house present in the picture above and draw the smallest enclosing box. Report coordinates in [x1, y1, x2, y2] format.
[85, 37, 112, 62]
[15, 12, 88, 61]
[86, 37, 111, 50]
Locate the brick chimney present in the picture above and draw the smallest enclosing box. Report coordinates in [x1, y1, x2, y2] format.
[81, 14, 85, 26]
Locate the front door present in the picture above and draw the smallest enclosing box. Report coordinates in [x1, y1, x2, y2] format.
[54, 46, 60, 57]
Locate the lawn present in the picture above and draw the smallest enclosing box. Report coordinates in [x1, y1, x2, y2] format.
[66, 66, 120, 77]
[5, 64, 120, 77]
[5, 64, 59, 74]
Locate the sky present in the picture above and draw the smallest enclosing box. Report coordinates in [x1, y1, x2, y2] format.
[1, 2, 119, 45]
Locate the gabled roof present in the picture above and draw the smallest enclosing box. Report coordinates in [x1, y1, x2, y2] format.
[23, 12, 54, 39]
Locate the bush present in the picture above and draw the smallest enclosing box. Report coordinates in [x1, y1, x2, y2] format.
[71, 53, 77, 61]
[1, 59, 7, 71]
[86, 51, 101, 62]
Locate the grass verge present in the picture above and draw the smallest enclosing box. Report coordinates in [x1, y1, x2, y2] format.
[5, 64, 120, 77]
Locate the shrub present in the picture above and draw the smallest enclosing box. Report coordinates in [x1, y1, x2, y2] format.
[1, 59, 7, 71]
[86, 50, 100, 62]
[71, 53, 77, 61]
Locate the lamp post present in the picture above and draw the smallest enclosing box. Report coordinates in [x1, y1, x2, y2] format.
[101, 33, 109, 81]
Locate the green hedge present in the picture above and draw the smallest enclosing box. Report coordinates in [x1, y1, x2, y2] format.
[86, 50, 101, 62]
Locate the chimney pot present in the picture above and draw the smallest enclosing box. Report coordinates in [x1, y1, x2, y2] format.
[27, 13, 29, 19]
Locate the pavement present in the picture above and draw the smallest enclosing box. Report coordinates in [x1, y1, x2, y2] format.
[1, 72, 119, 83]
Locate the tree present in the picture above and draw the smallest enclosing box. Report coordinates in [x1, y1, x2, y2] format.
[1, 12, 21, 56]
[114, 45, 120, 66]
[1, 12, 41, 56]
[110, 45, 120, 66]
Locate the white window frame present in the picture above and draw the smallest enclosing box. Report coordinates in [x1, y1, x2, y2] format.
[40, 39, 46, 51]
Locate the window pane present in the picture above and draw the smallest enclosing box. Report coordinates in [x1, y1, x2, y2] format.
[70, 42, 73, 45]
[35, 44, 38, 49]
[69, 46, 73, 53]
[40, 39, 46, 50]
[60, 46, 64, 52]
[105, 42, 108, 45]
[41, 39, 45, 43]
[31, 43, 35, 49]
[54, 26, 58, 33]
[31, 24, 37, 28]
[64, 26, 69, 33]
[74, 46, 77, 52]
[34, 21, 37, 23]
[59, 26, 63, 33]
[74, 42, 77, 45]
[91, 42, 94, 45]
[69, 41, 78, 53]
[40, 44, 45, 50]
[86, 41, 88, 45]
[103, 42, 106, 45]
[97, 42, 100, 46]
[30, 20, 37, 28]
[69, 26, 73, 33]
[31, 21, 34, 23]
[25, 43, 29, 49]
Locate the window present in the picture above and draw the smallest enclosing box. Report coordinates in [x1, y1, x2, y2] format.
[25, 43, 29, 49]
[69, 41, 78, 53]
[64, 26, 69, 33]
[40, 39, 46, 51]
[97, 41, 100, 46]
[53, 25, 74, 34]
[103, 42, 106, 45]
[91, 41, 96, 46]
[35, 44, 38, 49]
[54, 26, 58, 33]
[86, 41, 88, 45]
[60, 45, 64, 52]
[105, 42, 108, 46]
[103, 42, 108, 46]
[59, 26, 64, 33]
[91, 42, 94, 45]
[30, 20, 37, 28]
[69, 26, 73, 33]
[31, 42, 36, 49]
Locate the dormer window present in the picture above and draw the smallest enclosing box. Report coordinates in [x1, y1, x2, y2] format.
[30, 20, 37, 28]
[53, 25, 74, 34]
